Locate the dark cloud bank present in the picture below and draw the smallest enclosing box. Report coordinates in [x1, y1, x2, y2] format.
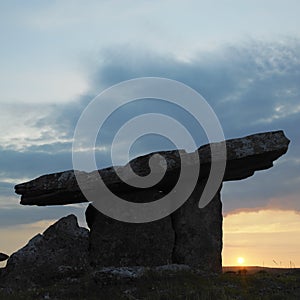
[1, 39, 299, 226]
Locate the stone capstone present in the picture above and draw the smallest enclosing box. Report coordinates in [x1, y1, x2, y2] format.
[15, 131, 290, 206]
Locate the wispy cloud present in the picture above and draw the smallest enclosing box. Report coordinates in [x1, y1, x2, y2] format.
[224, 209, 300, 232]
[0, 39, 299, 219]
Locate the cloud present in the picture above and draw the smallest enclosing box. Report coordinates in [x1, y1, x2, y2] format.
[0, 149, 73, 179]
[222, 157, 300, 213]
[224, 209, 300, 234]
[0, 38, 299, 221]
[85, 39, 300, 213]
[0, 204, 88, 228]
[88, 39, 300, 136]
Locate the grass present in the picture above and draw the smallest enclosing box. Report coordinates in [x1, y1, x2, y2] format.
[0, 267, 299, 299]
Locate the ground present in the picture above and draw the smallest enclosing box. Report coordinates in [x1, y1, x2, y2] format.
[0, 267, 299, 299]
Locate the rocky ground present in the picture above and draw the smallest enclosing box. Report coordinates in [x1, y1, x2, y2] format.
[0, 265, 299, 299]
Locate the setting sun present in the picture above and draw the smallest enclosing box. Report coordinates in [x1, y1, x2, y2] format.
[237, 257, 245, 265]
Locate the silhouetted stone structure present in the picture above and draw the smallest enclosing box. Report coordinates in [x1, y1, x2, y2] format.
[12, 130, 289, 273]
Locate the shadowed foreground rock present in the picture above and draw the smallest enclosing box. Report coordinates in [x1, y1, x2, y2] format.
[5, 130, 290, 279]
[1, 215, 89, 288]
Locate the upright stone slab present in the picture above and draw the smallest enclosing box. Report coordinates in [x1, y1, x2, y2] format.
[86, 189, 175, 267]
[172, 181, 223, 272]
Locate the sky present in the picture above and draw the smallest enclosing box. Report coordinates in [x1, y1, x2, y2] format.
[0, 0, 300, 267]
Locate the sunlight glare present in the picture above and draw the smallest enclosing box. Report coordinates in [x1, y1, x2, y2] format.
[237, 257, 245, 265]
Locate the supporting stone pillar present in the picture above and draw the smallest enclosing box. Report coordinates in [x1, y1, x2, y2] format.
[86, 189, 175, 267]
[86, 181, 223, 272]
[171, 181, 223, 272]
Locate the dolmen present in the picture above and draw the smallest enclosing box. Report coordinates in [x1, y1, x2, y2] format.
[4, 131, 290, 280]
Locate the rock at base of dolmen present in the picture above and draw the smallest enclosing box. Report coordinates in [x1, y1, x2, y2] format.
[86, 192, 175, 267]
[171, 181, 223, 273]
[1, 214, 89, 288]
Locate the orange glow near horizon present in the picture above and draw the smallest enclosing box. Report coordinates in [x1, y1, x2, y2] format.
[223, 209, 300, 267]
[1, 209, 300, 269]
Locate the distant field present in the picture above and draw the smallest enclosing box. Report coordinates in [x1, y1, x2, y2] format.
[223, 266, 300, 274]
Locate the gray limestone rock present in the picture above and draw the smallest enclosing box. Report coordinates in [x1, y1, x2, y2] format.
[86, 191, 175, 267]
[15, 131, 289, 206]
[1, 214, 89, 288]
[171, 181, 223, 272]
[8, 130, 290, 275]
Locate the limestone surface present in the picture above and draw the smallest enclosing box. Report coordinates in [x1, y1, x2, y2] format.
[15, 130, 289, 206]
[1, 215, 89, 287]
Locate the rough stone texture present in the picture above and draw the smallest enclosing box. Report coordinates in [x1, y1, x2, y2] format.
[15, 130, 290, 206]
[0, 253, 9, 262]
[8, 130, 290, 274]
[86, 182, 222, 271]
[1, 215, 89, 288]
[92, 264, 191, 286]
[86, 192, 175, 267]
[171, 181, 223, 273]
